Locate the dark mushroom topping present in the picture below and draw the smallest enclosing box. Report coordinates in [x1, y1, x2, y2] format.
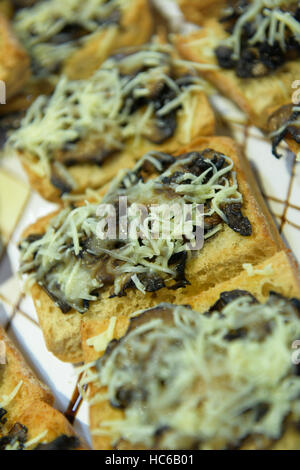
[215, 1, 300, 78]
[0, 423, 28, 450]
[268, 104, 300, 158]
[50, 169, 73, 197]
[38, 281, 72, 314]
[144, 112, 177, 145]
[98, 304, 175, 372]
[48, 24, 89, 45]
[168, 251, 190, 290]
[224, 203, 252, 236]
[136, 273, 166, 293]
[223, 328, 247, 341]
[0, 112, 25, 149]
[241, 402, 270, 423]
[111, 386, 148, 410]
[207, 289, 258, 315]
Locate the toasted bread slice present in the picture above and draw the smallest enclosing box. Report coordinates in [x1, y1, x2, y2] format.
[20, 90, 215, 202]
[81, 250, 300, 450]
[0, 326, 86, 450]
[64, 0, 154, 80]
[21, 136, 283, 363]
[175, 18, 300, 130]
[0, 13, 30, 100]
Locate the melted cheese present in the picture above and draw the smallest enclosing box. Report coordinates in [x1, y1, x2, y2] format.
[95, 296, 300, 449]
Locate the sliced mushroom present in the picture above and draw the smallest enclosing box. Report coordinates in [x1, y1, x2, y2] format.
[57, 145, 116, 167]
[207, 289, 258, 315]
[224, 203, 252, 236]
[97, 304, 176, 373]
[50, 162, 75, 196]
[168, 251, 190, 290]
[38, 281, 72, 314]
[0, 408, 7, 426]
[143, 112, 177, 145]
[49, 24, 88, 45]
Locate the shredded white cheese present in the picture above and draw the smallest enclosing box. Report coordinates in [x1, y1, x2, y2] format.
[243, 263, 274, 276]
[24, 430, 48, 450]
[87, 317, 117, 352]
[222, 0, 300, 59]
[95, 295, 300, 449]
[9, 43, 207, 178]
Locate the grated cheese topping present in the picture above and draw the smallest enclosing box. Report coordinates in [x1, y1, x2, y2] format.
[13, 0, 130, 72]
[9, 43, 207, 181]
[24, 430, 48, 450]
[222, 0, 300, 60]
[87, 317, 117, 352]
[19, 150, 246, 313]
[95, 293, 300, 449]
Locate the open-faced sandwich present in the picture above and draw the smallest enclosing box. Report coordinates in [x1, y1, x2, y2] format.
[81, 250, 300, 450]
[0, 326, 86, 450]
[0, 12, 30, 100]
[8, 42, 215, 202]
[18, 136, 283, 362]
[268, 102, 300, 159]
[13, 0, 153, 79]
[175, 0, 300, 130]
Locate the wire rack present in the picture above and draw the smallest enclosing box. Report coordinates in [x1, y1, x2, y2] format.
[0, 2, 299, 448]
